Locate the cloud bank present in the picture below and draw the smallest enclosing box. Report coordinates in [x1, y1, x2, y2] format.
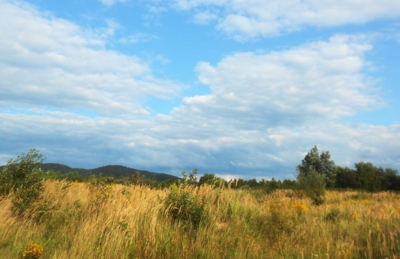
[1, 0, 399, 178]
[0, 0, 184, 118]
[172, 0, 400, 39]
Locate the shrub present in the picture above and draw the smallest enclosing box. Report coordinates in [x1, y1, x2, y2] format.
[0, 149, 44, 215]
[297, 167, 326, 205]
[164, 183, 205, 228]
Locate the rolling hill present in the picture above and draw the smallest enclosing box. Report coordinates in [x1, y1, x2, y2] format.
[1, 163, 179, 182]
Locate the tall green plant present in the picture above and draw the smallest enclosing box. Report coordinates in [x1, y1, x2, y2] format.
[164, 169, 205, 228]
[0, 149, 44, 214]
[297, 167, 326, 205]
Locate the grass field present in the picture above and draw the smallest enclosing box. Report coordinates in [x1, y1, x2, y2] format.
[1, 180, 400, 258]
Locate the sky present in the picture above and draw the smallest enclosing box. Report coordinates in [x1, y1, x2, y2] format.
[1, 0, 400, 180]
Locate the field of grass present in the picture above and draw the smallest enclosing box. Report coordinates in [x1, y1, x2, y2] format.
[1, 180, 400, 258]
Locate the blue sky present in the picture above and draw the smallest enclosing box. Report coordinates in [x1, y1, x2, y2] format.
[1, 0, 400, 180]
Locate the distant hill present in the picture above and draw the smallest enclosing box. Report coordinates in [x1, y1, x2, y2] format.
[2, 163, 179, 182]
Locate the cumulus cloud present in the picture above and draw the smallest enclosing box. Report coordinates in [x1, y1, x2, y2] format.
[1, 110, 399, 178]
[172, 0, 400, 39]
[1, 0, 399, 178]
[0, 0, 185, 117]
[168, 34, 379, 130]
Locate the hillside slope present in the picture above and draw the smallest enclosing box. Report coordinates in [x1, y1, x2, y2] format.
[39, 163, 179, 182]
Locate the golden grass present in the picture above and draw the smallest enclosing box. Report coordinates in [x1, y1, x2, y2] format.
[0, 180, 399, 258]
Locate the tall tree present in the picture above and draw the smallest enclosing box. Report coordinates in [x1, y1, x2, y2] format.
[355, 162, 380, 192]
[335, 166, 359, 189]
[297, 146, 336, 187]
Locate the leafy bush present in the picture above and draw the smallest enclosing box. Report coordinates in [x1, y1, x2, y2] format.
[297, 167, 326, 205]
[164, 184, 205, 228]
[0, 149, 44, 215]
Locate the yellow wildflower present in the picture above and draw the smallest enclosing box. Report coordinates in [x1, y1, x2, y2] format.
[23, 243, 44, 259]
[294, 202, 309, 213]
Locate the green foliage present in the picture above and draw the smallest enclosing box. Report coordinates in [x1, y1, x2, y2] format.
[180, 169, 198, 185]
[199, 173, 216, 186]
[297, 146, 336, 187]
[335, 163, 400, 192]
[198, 173, 226, 187]
[164, 169, 205, 228]
[0, 149, 44, 215]
[164, 184, 205, 228]
[297, 167, 326, 205]
[355, 162, 381, 192]
[382, 168, 400, 190]
[335, 166, 359, 189]
[264, 178, 279, 194]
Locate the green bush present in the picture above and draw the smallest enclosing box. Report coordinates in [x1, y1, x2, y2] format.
[297, 167, 326, 205]
[164, 183, 205, 229]
[0, 149, 44, 215]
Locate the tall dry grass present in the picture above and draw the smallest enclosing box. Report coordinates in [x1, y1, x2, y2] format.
[0, 180, 399, 258]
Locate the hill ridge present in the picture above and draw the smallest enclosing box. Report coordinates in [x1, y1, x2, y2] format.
[38, 163, 179, 182]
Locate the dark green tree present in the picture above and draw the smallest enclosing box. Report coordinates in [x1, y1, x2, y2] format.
[264, 178, 279, 194]
[199, 173, 226, 187]
[355, 162, 381, 192]
[383, 168, 400, 190]
[297, 146, 336, 187]
[199, 173, 217, 186]
[335, 166, 359, 189]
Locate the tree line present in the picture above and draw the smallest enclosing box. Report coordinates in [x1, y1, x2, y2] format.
[296, 146, 400, 192]
[1, 148, 399, 214]
[1, 147, 399, 198]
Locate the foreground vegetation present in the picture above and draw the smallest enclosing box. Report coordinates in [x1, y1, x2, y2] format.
[1, 148, 400, 258]
[0, 179, 400, 258]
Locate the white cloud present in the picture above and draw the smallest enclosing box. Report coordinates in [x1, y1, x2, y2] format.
[95, 19, 122, 39]
[119, 33, 158, 44]
[0, 0, 185, 117]
[99, 0, 126, 7]
[169, 34, 379, 130]
[172, 0, 400, 39]
[1, 110, 399, 178]
[1, 0, 399, 178]
[193, 11, 218, 24]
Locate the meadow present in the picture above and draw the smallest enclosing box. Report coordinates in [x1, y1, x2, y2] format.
[1, 180, 400, 259]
